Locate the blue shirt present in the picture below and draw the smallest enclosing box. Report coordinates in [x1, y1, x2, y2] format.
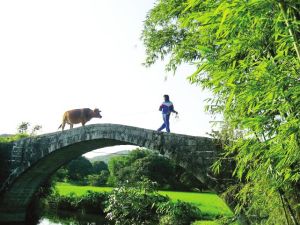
[159, 101, 174, 115]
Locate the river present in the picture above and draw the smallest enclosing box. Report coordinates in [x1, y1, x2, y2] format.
[36, 210, 109, 225]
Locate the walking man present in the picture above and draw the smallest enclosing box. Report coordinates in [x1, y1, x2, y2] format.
[157, 94, 178, 133]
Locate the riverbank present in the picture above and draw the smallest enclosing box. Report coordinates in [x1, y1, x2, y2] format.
[54, 182, 237, 224]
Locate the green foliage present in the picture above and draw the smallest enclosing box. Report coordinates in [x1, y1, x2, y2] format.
[105, 180, 169, 225]
[66, 156, 93, 182]
[55, 182, 233, 220]
[105, 179, 203, 225]
[142, 0, 300, 223]
[92, 161, 108, 173]
[107, 155, 127, 186]
[77, 190, 108, 214]
[17, 121, 42, 135]
[157, 201, 202, 225]
[53, 159, 110, 186]
[53, 168, 69, 182]
[17, 122, 30, 134]
[48, 181, 209, 224]
[48, 192, 79, 212]
[47, 190, 108, 214]
[0, 133, 28, 143]
[192, 220, 238, 225]
[107, 148, 204, 190]
[107, 149, 172, 187]
[87, 170, 109, 186]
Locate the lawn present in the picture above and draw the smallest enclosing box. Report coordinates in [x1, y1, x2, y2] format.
[159, 190, 232, 218]
[56, 182, 113, 195]
[55, 182, 234, 222]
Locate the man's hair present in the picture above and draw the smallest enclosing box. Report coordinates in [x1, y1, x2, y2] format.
[164, 94, 170, 101]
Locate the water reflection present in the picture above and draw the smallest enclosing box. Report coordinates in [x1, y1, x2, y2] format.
[37, 210, 109, 225]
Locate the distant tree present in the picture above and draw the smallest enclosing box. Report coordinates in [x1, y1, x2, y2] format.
[87, 170, 110, 186]
[17, 122, 42, 136]
[107, 155, 128, 186]
[131, 154, 175, 188]
[66, 156, 93, 181]
[53, 159, 108, 183]
[31, 125, 42, 136]
[107, 148, 204, 190]
[54, 168, 69, 182]
[17, 122, 30, 134]
[92, 161, 108, 174]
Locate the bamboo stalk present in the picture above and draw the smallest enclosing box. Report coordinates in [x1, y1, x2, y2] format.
[279, 190, 292, 225]
[279, 188, 300, 225]
[279, 1, 300, 61]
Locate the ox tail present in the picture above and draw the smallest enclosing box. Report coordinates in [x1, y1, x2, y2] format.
[58, 124, 62, 129]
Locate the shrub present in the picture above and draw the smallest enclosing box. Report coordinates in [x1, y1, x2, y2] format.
[157, 201, 202, 225]
[47, 192, 79, 212]
[105, 185, 169, 225]
[78, 190, 108, 214]
[87, 170, 109, 186]
[105, 178, 203, 224]
[47, 191, 109, 214]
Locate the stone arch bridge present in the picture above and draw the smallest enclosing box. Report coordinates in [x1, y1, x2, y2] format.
[0, 124, 234, 223]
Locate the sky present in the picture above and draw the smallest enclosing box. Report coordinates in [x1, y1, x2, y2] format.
[0, 0, 215, 157]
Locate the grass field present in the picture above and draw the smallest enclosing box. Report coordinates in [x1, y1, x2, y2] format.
[55, 182, 233, 221]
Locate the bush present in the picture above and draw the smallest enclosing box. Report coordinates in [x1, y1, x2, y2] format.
[53, 168, 69, 182]
[48, 192, 79, 212]
[105, 181, 169, 225]
[87, 170, 109, 186]
[46, 180, 203, 225]
[157, 201, 202, 225]
[78, 190, 108, 214]
[47, 191, 109, 214]
[105, 178, 202, 225]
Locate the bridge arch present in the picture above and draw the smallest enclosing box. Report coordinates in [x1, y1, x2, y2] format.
[0, 124, 230, 223]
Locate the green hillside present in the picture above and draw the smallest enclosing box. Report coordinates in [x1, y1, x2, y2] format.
[88, 150, 130, 163]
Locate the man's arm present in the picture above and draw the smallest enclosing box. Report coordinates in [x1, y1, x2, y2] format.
[170, 104, 178, 114]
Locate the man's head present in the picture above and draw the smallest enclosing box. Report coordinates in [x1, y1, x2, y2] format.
[163, 94, 170, 101]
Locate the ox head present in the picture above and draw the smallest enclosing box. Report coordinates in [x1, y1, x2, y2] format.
[93, 108, 102, 118]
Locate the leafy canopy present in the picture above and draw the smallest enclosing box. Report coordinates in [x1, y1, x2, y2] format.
[142, 0, 300, 223]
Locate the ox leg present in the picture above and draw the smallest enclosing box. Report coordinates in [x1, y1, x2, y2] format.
[70, 124, 73, 129]
[62, 122, 66, 131]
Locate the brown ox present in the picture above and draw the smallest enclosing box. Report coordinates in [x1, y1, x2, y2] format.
[58, 108, 102, 130]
